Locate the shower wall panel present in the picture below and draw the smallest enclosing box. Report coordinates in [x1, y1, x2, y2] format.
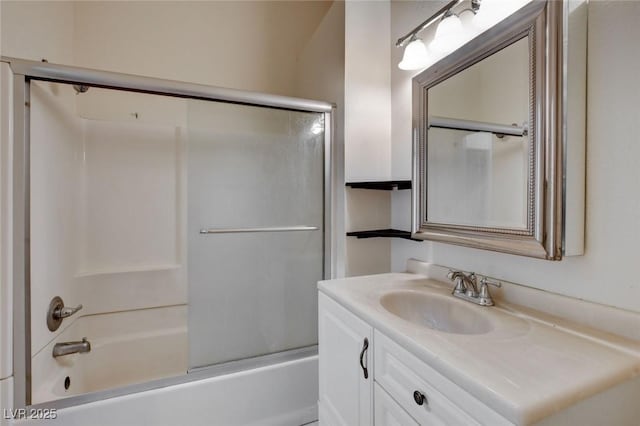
[30, 81, 83, 355]
[79, 121, 179, 274]
[74, 89, 188, 315]
[30, 82, 188, 356]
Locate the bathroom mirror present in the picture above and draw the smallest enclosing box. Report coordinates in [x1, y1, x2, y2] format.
[412, 0, 586, 260]
[426, 36, 530, 230]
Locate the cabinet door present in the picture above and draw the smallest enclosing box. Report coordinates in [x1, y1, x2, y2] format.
[319, 292, 373, 426]
[374, 384, 419, 426]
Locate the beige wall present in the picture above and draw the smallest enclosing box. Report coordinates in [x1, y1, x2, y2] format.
[0, 1, 75, 65]
[1, 1, 334, 97]
[390, 1, 640, 314]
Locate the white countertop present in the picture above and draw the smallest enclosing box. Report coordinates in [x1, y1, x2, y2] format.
[318, 272, 640, 425]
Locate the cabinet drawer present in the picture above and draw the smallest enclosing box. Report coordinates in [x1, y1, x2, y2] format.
[374, 331, 511, 426]
[375, 383, 419, 426]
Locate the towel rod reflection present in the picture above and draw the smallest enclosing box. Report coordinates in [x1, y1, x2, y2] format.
[429, 116, 528, 137]
[200, 226, 319, 235]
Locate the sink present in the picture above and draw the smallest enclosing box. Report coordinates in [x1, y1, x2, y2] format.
[380, 290, 493, 335]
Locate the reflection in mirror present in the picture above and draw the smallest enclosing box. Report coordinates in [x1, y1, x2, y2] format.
[426, 36, 530, 229]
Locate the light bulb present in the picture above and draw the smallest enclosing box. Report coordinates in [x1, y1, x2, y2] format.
[398, 38, 432, 71]
[429, 14, 468, 55]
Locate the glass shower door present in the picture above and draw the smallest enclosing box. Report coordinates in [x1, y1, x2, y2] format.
[187, 100, 325, 369]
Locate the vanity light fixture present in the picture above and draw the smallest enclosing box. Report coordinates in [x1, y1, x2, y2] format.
[429, 10, 468, 55]
[398, 37, 432, 70]
[396, 0, 483, 70]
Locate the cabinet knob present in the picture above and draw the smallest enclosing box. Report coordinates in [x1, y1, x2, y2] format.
[413, 390, 427, 406]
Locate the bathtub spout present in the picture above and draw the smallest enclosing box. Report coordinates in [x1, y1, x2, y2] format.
[53, 337, 91, 358]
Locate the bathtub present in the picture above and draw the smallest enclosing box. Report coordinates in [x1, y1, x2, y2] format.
[23, 306, 318, 425]
[31, 306, 188, 403]
[17, 356, 318, 426]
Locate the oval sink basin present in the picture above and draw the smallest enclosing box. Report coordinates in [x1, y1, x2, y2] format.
[380, 290, 493, 335]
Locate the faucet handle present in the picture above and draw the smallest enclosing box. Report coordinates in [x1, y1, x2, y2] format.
[447, 269, 467, 280]
[478, 277, 501, 306]
[448, 270, 470, 295]
[47, 296, 83, 332]
[479, 277, 502, 288]
[55, 304, 83, 319]
[446, 269, 457, 280]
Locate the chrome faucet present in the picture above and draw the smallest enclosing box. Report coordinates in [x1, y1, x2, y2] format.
[52, 337, 91, 358]
[447, 270, 501, 306]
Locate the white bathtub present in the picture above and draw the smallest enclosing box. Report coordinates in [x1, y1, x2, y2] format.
[23, 306, 318, 425]
[31, 306, 188, 403]
[17, 356, 318, 426]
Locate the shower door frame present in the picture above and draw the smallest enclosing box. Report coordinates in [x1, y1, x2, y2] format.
[3, 56, 337, 409]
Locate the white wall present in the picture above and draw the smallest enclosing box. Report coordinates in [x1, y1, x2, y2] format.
[343, 1, 394, 277]
[390, 1, 640, 314]
[345, 0, 392, 182]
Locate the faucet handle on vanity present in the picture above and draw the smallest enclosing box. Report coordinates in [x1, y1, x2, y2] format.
[479, 277, 502, 288]
[447, 270, 466, 294]
[478, 277, 502, 306]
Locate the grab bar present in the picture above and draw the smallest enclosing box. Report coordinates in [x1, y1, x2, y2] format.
[199, 226, 319, 234]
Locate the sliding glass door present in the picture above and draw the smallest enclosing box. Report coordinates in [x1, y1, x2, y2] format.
[187, 100, 325, 369]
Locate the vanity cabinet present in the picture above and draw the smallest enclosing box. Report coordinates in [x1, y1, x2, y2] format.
[320, 270, 640, 426]
[318, 293, 373, 426]
[319, 293, 511, 426]
[373, 331, 509, 426]
[374, 384, 419, 426]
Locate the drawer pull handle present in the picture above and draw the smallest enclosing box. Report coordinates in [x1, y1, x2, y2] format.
[413, 390, 427, 406]
[359, 337, 369, 379]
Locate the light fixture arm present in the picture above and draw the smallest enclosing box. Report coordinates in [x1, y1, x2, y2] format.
[396, 0, 482, 48]
[396, 0, 461, 47]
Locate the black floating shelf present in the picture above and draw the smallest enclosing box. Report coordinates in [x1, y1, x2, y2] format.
[347, 229, 422, 242]
[345, 180, 411, 191]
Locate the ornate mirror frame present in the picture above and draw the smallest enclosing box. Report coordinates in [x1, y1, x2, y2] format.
[411, 1, 571, 260]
